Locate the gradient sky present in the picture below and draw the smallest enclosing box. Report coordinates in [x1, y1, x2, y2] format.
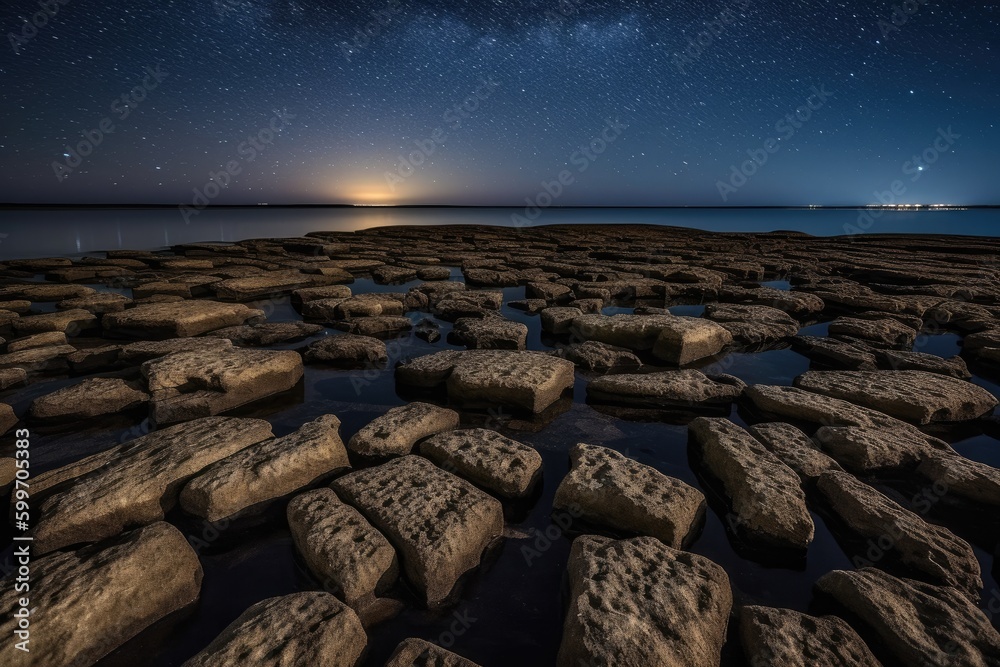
[1, 0, 997, 206]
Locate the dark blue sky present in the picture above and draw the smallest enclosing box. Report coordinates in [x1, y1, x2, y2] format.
[1, 0, 997, 206]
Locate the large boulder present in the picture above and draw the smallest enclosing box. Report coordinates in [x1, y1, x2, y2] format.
[103, 300, 264, 338]
[0, 522, 202, 667]
[739, 605, 881, 667]
[689, 418, 814, 549]
[553, 443, 705, 548]
[385, 638, 482, 667]
[142, 347, 303, 425]
[348, 402, 459, 458]
[557, 535, 732, 667]
[420, 428, 543, 498]
[332, 455, 503, 606]
[29, 377, 149, 422]
[30, 416, 274, 553]
[181, 592, 366, 667]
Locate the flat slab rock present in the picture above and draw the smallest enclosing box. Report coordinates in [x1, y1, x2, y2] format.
[12, 308, 96, 335]
[103, 300, 264, 338]
[142, 346, 304, 425]
[287, 488, 399, 609]
[814, 425, 953, 473]
[332, 455, 503, 606]
[180, 414, 350, 521]
[794, 370, 998, 424]
[790, 335, 878, 371]
[570, 313, 733, 364]
[397, 350, 575, 413]
[0, 344, 77, 373]
[557, 535, 732, 667]
[748, 422, 844, 482]
[181, 592, 366, 667]
[917, 450, 1000, 508]
[817, 568, 1000, 667]
[0, 522, 202, 667]
[30, 377, 149, 421]
[348, 402, 459, 458]
[420, 428, 543, 498]
[119, 337, 234, 363]
[690, 418, 814, 549]
[828, 316, 917, 350]
[385, 638, 483, 667]
[30, 416, 274, 553]
[303, 333, 387, 368]
[553, 443, 705, 548]
[739, 605, 881, 667]
[555, 340, 642, 371]
[7, 331, 68, 352]
[206, 321, 323, 346]
[450, 316, 528, 350]
[587, 369, 744, 409]
[703, 303, 800, 344]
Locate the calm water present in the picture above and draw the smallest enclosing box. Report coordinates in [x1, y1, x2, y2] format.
[0, 207, 999, 260]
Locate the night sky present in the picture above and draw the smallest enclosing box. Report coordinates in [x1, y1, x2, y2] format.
[1, 0, 997, 206]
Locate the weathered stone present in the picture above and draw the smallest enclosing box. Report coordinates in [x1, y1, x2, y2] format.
[0, 299, 31, 313]
[878, 349, 971, 379]
[180, 414, 350, 521]
[557, 535, 732, 667]
[303, 333, 387, 367]
[540, 306, 583, 334]
[0, 344, 76, 373]
[569, 313, 678, 350]
[719, 286, 825, 317]
[814, 426, 952, 472]
[348, 402, 459, 457]
[420, 428, 543, 498]
[652, 317, 734, 364]
[181, 592, 366, 667]
[587, 370, 743, 409]
[917, 451, 1000, 507]
[451, 316, 528, 350]
[433, 291, 504, 321]
[206, 321, 323, 346]
[0, 283, 95, 301]
[30, 377, 149, 421]
[739, 605, 881, 667]
[0, 522, 203, 667]
[416, 266, 452, 281]
[7, 331, 67, 352]
[30, 416, 274, 553]
[704, 303, 800, 344]
[385, 638, 482, 667]
[57, 292, 131, 314]
[104, 300, 264, 338]
[373, 265, 418, 284]
[790, 335, 879, 370]
[828, 316, 917, 350]
[332, 455, 503, 606]
[142, 347, 303, 425]
[212, 272, 333, 300]
[794, 370, 998, 424]
[748, 422, 844, 482]
[555, 340, 642, 371]
[12, 308, 96, 335]
[293, 284, 353, 302]
[0, 456, 14, 487]
[335, 315, 412, 337]
[287, 488, 398, 609]
[818, 470, 982, 598]
[0, 402, 16, 435]
[553, 443, 705, 548]
[0, 367, 27, 389]
[119, 336, 233, 363]
[817, 568, 1000, 667]
[690, 417, 814, 549]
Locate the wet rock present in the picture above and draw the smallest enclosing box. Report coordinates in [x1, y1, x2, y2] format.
[104, 300, 264, 339]
[0, 402, 16, 434]
[180, 415, 349, 521]
[119, 336, 233, 363]
[451, 316, 528, 350]
[385, 638, 482, 667]
[816, 568, 1000, 667]
[464, 268, 523, 287]
[554, 340, 642, 371]
[0, 367, 26, 389]
[417, 266, 452, 281]
[335, 315, 412, 337]
[739, 605, 881, 667]
[828, 316, 917, 350]
[373, 265, 418, 284]
[293, 284, 353, 302]
[414, 318, 440, 342]
[917, 451, 1000, 507]
[790, 335, 879, 370]
[526, 281, 573, 302]
[652, 317, 734, 364]
[569, 313, 678, 350]
[420, 428, 543, 498]
[703, 303, 800, 345]
[508, 298, 550, 313]
[433, 291, 503, 321]
[748, 422, 844, 482]
[181, 592, 366, 667]
[143, 347, 303, 425]
[13, 308, 97, 335]
[0, 283, 95, 301]
[794, 370, 998, 424]
[553, 444, 705, 548]
[814, 426, 951, 473]
[557, 535, 732, 667]
[0, 299, 31, 313]
[31, 416, 274, 554]
[0, 522, 203, 667]
[587, 370, 744, 410]
[0, 344, 76, 374]
[348, 402, 459, 458]
[30, 377, 149, 422]
[287, 488, 399, 609]
[719, 286, 825, 317]
[877, 349, 971, 379]
[57, 292, 131, 314]
[7, 331, 68, 352]
[206, 321, 323, 346]
[568, 297, 604, 313]
[303, 333, 387, 368]
[690, 417, 814, 549]
[332, 455, 503, 606]
[0, 456, 14, 488]
[212, 272, 335, 300]
[540, 306, 583, 334]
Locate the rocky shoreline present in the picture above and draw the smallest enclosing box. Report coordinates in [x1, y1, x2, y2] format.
[1, 223, 999, 666]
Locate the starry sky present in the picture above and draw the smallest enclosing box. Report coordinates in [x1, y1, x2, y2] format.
[1, 0, 997, 206]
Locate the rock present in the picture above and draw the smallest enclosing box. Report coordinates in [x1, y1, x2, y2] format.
[790, 335, 879, 370]
[142, 347, 303, 425]
[526, 281, 573, 302]
[335, 315, 412, 337]
[540, 306, 583, 334]
[31, 416, 274, 553]
[181, 592, 366, 667]
[719, 286, 825, 317]
[385, 638, 482, 667]
[373, 265, 418, 284]
[814, 426, 952, 472]
[206, 321, 323, 346]
[555, 341, 642, 371]
[739, 605, 881, 667]
[794, 370, 998, 424]
[303, 333, 387, 368]
[433, 291, 503, 321]
[416, 266, 452, 281]
[828, 317, 917, 350]
[553, 443, 705, 548]
[747, 422, 844, 482]
[30, 377, 149, 421]
[0, 402, 16, 435]
[414, 318, 440, 342]
[451, 316, 528, 350]
[816, 568, 1000, 667]
[420, 428, 543, 498]
[877, 349, 971, 379]
[0, 283, 95, 301]
[324, 294, 406, 319]
[287, 488, 399, 609]
[0, 456, 14, 487]
[293, 284, 353, 302]
[57, 292, 131, 314]
[817, 470, 982, 598]
[0, 522, 202, 667]
[348, 402, 459, 458]
[917, 451, 1000, 507]
[180, 415, 350, 521]
[212, 272, 333, 301]
[0, 344, 76, 374]
[104, 300, 264, 338]
[651, 317, 734, 365]
[0, 299, 32, 313]
[0, 367, 27, 389]
[703, 304, 800, 345]
[587, 370, 744, 409]
[557, 535, 732, 667]
[332, 455, 503, 606]
[507, 298, 549, 313]
[7, 331, 68, 352]
[569, 313, 679, 350]
[119, 337, 234, 363]
[689, 417, 814, 549]
[12, 308, 97, 335]
[396, 349, 464, 388]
